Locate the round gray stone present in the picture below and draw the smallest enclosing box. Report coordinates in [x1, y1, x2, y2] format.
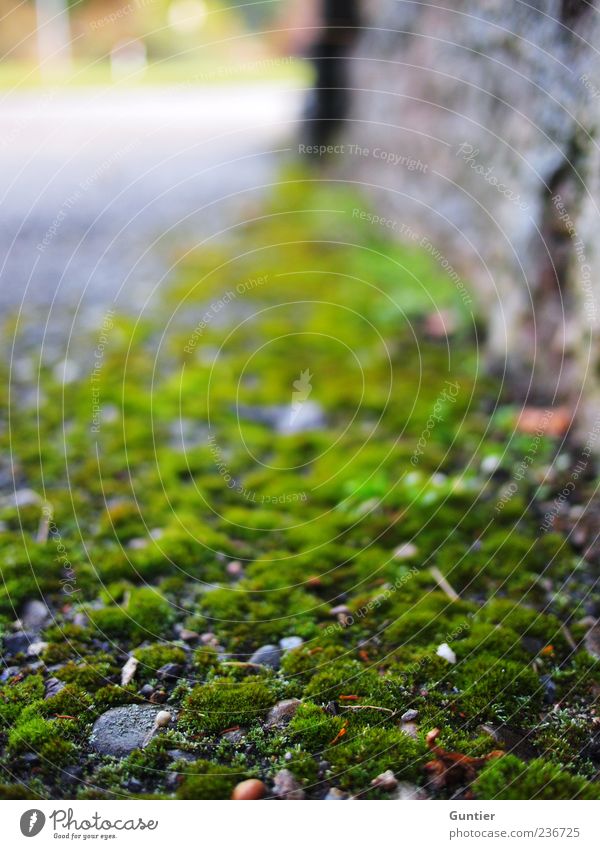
[249, 644, 281, 669]
[89, 704, 171, 757]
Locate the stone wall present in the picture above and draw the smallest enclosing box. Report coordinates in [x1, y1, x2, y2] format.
[340, 0, 600, 436]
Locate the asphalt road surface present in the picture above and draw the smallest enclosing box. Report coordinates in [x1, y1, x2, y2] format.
[0, 83, 303, 327]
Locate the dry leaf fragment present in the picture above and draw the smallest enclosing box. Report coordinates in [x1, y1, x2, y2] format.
[121, 655, 138, 687]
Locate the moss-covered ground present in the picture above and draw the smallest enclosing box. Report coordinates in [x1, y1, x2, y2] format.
[1, 171, 599, 799]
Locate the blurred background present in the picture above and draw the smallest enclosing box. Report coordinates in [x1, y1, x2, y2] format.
[0, 0, 314, 328]
[0, 0, 306, 85]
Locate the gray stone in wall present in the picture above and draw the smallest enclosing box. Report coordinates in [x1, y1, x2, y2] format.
[340, 0, 600, 433]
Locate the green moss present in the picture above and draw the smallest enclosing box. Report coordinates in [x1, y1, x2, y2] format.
[41, 683, 93, 724]
[453, 654, 543, 724]
[0, 674, 44, 726]
[192, 645, 221, 674]
[7, 716, 60, 755]
[55, 655, 118, 691]
[287, 703, 345, 750]
[128, 588, 174, 637]
[279, 750, 319, 786]
[176, 759, 247, 799]
[135, 643, 187, 677]
[302, 661, 379, 702]
[474, 755, 600, 800]
[93, 684, 143, 712]
[3, 170, 597, 800]
[41, 642, 76, 664]
[181, 680, 276, 734]
[326, 726, 425, 793]
[88, 587, 174, 641]
[87, 606, 132, 639]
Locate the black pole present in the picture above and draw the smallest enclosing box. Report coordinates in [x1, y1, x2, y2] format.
[303, 0, 362, 148]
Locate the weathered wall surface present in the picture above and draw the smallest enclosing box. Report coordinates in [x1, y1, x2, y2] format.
[341, 0, 600, 434]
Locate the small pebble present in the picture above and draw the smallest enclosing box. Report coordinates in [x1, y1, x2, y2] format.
[265, 698, 301, 728]
[436, 642, 457, 664]
[8, 489, 41, 509]
[371, 769, 398, 791]
[149, 690, 167, 704]
[401, 709, 419, 722]
[222, 728, 245, 744]
[155, 710, 172, 728]
[272, 769, 305, 800]
[249, 644, 281, 669]
[180, 629, 199, 642]
[226, 560, 243, 577]
[481, 455, 501, 474]
[21, 599, 50, 631]
[121, 656, 138, 687]
[232, 779, 266, 800]
[325, 787, 348, 800]
[393, 782, 429, 800]
[279, 636, 303, 651]
[400, 722, 419, 739]
[27, 641, 48, 657]
[393, 542, 418, 559]
[44, 677, 66, 699]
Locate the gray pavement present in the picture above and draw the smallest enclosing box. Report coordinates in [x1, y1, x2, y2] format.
[0, 83, 303, 325]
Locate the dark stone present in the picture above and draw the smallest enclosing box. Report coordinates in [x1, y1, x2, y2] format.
[157, 663, 183, 682]
[2, 631, 34, 657]
[479, 723, 538, 761]
[44, 677, 66, 699]
[1, 666, 20, 682]
[401, 709, 419, 722]
[541, 674, 557, 704]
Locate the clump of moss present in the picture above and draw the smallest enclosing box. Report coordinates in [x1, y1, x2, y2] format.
[473, 755, 600, 800]
[93, 684, 143, 712]
[41, 683, 93, 729]
[453, 655, 543, 724]
[278, 750, 320, 786]
[287, 703, 345, 751]
[7, 716, 60, 756]
[192, 645, 221, 675]
[134, 643, 187, 678]
[280, 645, 345, 681]
[176, 759, 247, 799]
[181, 680, 275, 734]
[55, 654, 118, 691]
[302, 660, 379, 703]
[326, 726, 425, 793]
[88, 587, 174, 641]
[0, 674, 44, 726]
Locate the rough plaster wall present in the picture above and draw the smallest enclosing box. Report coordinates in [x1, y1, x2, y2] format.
[342, 0, 600, 425]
